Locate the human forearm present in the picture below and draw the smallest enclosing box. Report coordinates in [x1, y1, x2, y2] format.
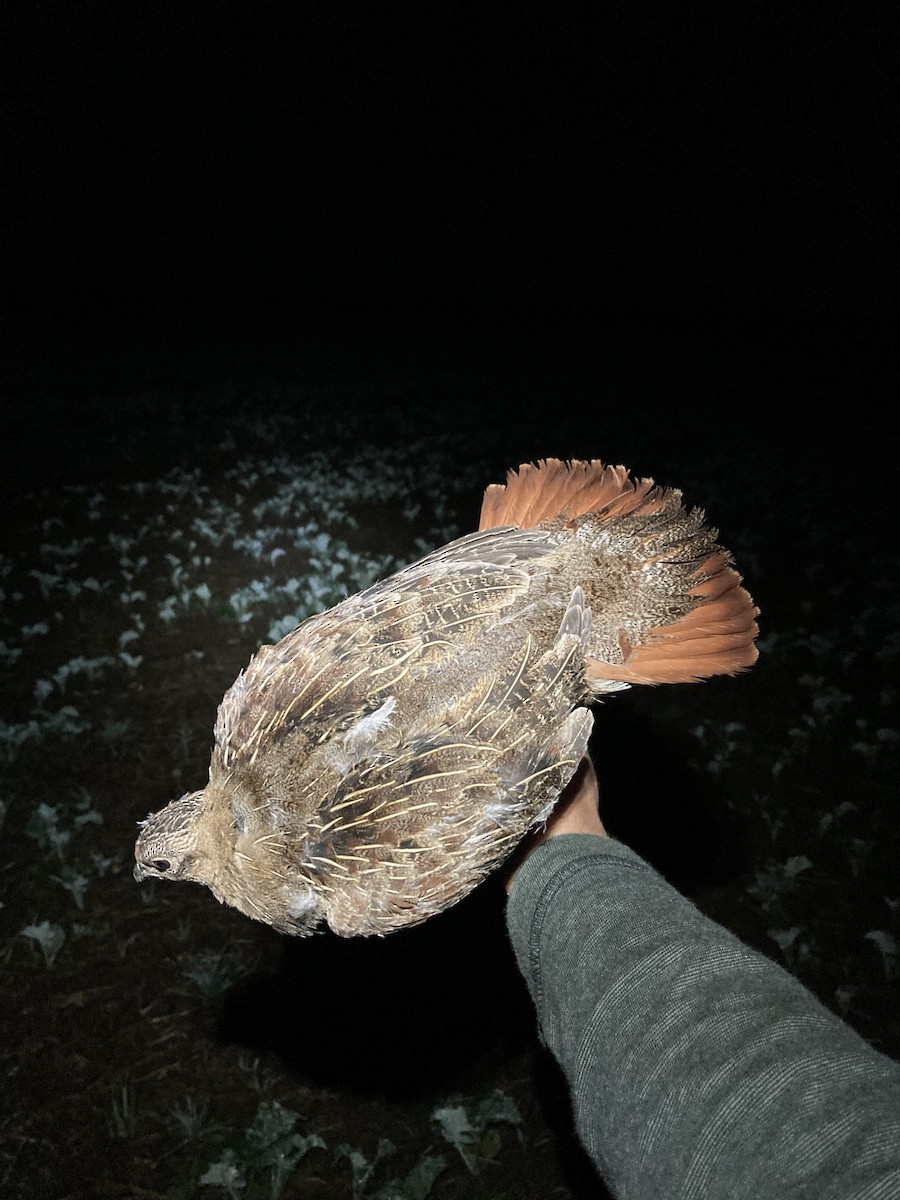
[507, 835, 900, 1200]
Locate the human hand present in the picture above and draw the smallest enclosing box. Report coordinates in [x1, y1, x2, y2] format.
[505, 756, 606, 894]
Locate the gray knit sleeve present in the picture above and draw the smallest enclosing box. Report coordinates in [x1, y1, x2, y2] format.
[505, 834, 900, 1200]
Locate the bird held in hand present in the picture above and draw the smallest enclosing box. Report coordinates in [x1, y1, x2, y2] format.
[134, 458, 758, 936]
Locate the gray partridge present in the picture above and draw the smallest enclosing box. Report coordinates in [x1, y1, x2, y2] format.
[134, 457, 758, 936]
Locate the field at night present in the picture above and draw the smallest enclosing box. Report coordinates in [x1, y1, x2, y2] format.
[2, 317, 897, 1198]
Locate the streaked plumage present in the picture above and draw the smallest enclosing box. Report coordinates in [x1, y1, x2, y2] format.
[134, 458, 758, 935]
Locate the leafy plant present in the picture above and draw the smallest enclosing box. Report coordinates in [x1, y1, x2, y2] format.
[747, 856, 812, 917]
[372, 1155, 447, 1200]
[20, 920, 65, 967]
[181, 945, 258, 999]
[51, 865, 90, 909]
[431, 1090, 523, 1175]
[767, 926, 816, 973]
[334, 1149, 452, 1200]
[337, 1138, 396, 1199]
[26, 803, 71, 859]
[200, 1100, 325, 1198]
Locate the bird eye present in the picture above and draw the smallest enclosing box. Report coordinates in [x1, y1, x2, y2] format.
[151, 859, 171, 872]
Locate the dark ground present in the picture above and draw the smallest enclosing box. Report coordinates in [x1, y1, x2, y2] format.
[1, 313, 898, 1200]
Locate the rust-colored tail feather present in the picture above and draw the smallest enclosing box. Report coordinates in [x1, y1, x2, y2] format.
[479, 458, 665, 529]
[480, 457, 759, 686]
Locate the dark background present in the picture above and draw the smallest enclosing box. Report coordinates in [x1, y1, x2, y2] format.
[2, 7, 898, 1196]
[2, 0, 896, 476]
[5, 0, 897, 314]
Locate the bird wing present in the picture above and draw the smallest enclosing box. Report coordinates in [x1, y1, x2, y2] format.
[214, 525, 560, 773]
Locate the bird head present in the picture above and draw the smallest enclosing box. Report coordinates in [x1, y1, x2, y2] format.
[133, 782, 322, 934]
[133, 789, 207, 884]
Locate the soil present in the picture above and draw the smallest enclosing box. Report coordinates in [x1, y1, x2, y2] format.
[2, 316, 897, 1200]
